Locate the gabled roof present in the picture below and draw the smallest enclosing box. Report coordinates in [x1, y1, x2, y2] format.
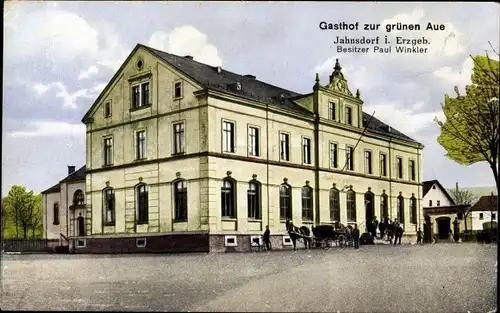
[469, 195, 498, 212]
[41, 165, 86, 194]
[422, 180, 456, 205]
[82, 43, 422, 145]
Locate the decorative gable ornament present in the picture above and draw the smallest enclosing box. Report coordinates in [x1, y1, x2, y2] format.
[326, 59, 353, 96]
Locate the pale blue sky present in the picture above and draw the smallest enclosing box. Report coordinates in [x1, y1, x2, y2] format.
[3, 1, 499, 196]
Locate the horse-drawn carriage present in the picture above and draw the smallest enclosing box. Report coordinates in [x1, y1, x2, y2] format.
[285, 220, 354, 250]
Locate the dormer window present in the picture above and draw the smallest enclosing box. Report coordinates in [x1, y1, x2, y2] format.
[236, 82, 242, 91]
[346, 107, 353, 125]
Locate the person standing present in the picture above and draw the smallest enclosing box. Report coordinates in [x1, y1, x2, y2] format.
[416, 228, 423, 245]
[263, 225, 271, 251]
[379, 220, 386, 241]
[353, 224, 360, 249]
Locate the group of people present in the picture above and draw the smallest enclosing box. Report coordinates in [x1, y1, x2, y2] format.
[366, 216, 407, 245]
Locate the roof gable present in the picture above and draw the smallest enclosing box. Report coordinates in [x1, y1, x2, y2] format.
[422, 180, 456, 205]
[41, 165, 86, 194]
[470, 195, 498, 212]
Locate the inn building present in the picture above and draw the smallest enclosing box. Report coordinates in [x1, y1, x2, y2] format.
[73, 43, 424, 252]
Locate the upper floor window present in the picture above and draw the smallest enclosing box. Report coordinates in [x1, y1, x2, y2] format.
[280, 133, 290, 161]
[222, 121, 235, 153]
[429, 200, 432, 207]
[136, 130, 146, 160]
[437, 200, 440, 206]
[103, 188, 115, 225]
[303, 137, 311, 164]
[174, 180, 188, 221]
[104, 102, 111, 118]
[302, 186, 313, 221]
[221, 178, 236, 218]
[380, 153, 387, 177]
[104, 137, 113, 166]
[396, 157, 403, 179]
[173, 122, 185, 154]
[279, 183, 292, 220]
[346, 107, 353, 125]
[136, 184, 149, 224]
[174, 82, 183, 98]
[248, 126, 259, 157]
[479, 213, 484, 220]
[346, 146, 354, 171]
[53, 203, 59, 225]
[132, 82, 150, 109]
[247, 180, 261, 219]
[364, 150, 372, 174]
[73, 189, 85, 206]
[330, 143, 338, 168]
[329, 101, 336, 120]
[409, 160, 416, 181]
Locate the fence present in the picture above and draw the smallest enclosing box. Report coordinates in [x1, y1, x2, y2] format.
[2, 238, 57, 253]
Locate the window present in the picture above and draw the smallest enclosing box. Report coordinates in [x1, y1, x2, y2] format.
[409, 160, 416, 181]
[330, 143, 338, 168]
[280, 133, 290, 161]
[380, 192, 389, 219]
[221, 179, 236, 218]
[73, 189, 85, 206]
[104, 137, 113, 165]
[437, 200, 441, 207]
[329, 101, 336, 120]
[380, 153, 387, 176]
[248, 127, 259, 156]
[346, 107, 353, 125]
[173, 123, 185, 154]
[174, 82, 182, 98]
[429, 200, 432, 206]
[302, 138, 311, 164]
[174, 180, 188, 221]
[222, 121, 235, 153]
[247, 181, 260, 219]
[397, 195, 405, 224]
[432, 185, 436, 190]
[396, 157, 403, 179]
[410, 196, 417, 224]
[492, 213, 496, 220]
[131, 82, 150, 108]
[346, 189, 356, 222]
[104, 102, 111, 117]
[346, 146, 354, 171]
[136, 130, 146, 160]
[53, 203, 59, 225]
[364, 151, 372, 174]
[103, 188, 115, 225]
[136, 238, 146, 248]
[330, 187, 340, 222]
[479, 213, 484, 220]
[302, 186, 313, 221]
[279, 183, 292, 220]
[136, 184, 149, 224]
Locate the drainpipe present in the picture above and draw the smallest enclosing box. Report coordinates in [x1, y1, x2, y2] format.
[313, 74, 320, 226]
[388, 138, 393, 219]
[266, 100, 270, 232]
[417, 146, 422, 231]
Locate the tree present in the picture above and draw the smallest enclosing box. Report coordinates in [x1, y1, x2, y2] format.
[435, 44, 500, 197]
[448, 183, 477, 238]
[3, 186, 43, 239]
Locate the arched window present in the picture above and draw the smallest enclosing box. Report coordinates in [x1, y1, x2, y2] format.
[410, 195, 417, 224]
[136, 184, 149, 224]
[279, 183, 292, 220]
[380, 192, 389, 219]
[302, 186, 313, 221]
[53, 203, 60, 225]
[103, 188, 115, 225]
[73, 189, 85, 206]
[221, 178, 236, 218]
[397, 194, 405, 224]
[174, 180, 188, 221]
[329, 187, 340, 222]
[346, 188, 356, 223]
[247, 180, 261, 219]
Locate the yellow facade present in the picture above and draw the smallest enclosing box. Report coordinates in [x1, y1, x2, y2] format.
[82, 45, 424, 244]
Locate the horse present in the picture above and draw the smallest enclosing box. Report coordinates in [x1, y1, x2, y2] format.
[285, 219, 312, 251]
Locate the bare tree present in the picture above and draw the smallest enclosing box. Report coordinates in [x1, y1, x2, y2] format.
[449, 183, 478, 239]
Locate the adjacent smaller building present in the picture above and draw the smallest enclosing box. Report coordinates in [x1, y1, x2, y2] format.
[469, 195, 497, 231]
[422, 180, 469, 240]
[41, 166, 86, 244]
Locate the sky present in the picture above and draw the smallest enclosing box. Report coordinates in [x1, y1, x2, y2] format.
[2, 1, 499, 197]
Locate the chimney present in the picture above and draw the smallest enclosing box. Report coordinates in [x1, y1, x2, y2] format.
[456, 182, 459, 192]
[68, 166, 76, 175]
[244, 74, 256, 79]
[184, 55, 193, 60]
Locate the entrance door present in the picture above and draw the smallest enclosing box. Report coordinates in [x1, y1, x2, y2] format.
[77, 215, 85, 237]
[364, 192, 375, 223]
[437, 217, 451, 239]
